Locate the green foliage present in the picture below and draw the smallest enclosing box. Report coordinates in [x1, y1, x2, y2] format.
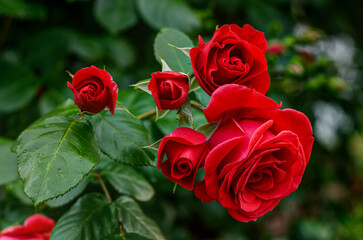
[154, 28, 194, 73]
[50, 193, 116, 240]
[17, 114, 99, 205]
[0, 138, 17, 185]
[137, 0, 201, 34]
[102, 159, 155, 201]
[0, 62, 38, 113]
[46, 175, 91, 208]
[94, 0, 138, 35]
[89, 109, 155, 166]
[115, 196, 165, 240]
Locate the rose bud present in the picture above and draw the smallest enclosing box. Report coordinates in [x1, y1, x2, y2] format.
[67, 66, 118, 115]
[190, 24, 270, 96]
[267, 42, 285, 55]
[0, 214, 55, 240]
[157, 127, 208, 190]
[195, 84, 314, 222]
[148, 71, 189, 111]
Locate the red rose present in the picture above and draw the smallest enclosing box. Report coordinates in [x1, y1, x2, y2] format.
[67, 66, 118, 115]
[157, 127, 208, 190]
[0, 214, 55, 240]
[148, 71, 189, 111]
[190, 24, 270, 95]
[195, 85, 313, 222]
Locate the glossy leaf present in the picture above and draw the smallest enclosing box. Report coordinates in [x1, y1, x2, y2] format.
[94, 0, 137, 34]
[154, 28, 194, 73]
[195, 122, 219, 139]
[47, 175, 91, 208]
[118, 90, 155, 116]
[103, 161, 154, 201]
[17, 115, 99, 205]
[0, 138, 18, 185]
[90, 109, 155, 166]
[193, 88, 211, 108]
[115, 196, 165, 240]
[50, 193, 116, 240]
[130, 79, 151, 95]
[137, 0, 201, 33]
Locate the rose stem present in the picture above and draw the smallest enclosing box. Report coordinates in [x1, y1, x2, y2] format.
[190, 101, 205, 112]
[94, 173, 112, 202]
[137, 109, 156, 120]
[94, 173, 126, 239]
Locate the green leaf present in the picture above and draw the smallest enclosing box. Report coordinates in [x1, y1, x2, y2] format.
[103, 38, 136, 69]
[0, 62, 39, 113]
[17, 115, 99, 205]
[195, 122, 219, 139]
[142, 139, 161, 151]
[189, 77, 200, 92]
[154, 28, 194, 73]
[193, 88, 211, 108]
[0, 138, 18, 185]
[69, 34, 104, 62]
[47, 175, 91, 208]
[50, 193, 116, 240]
[106, 233, 151, 240]
[115, 196, 165, 240]
[156, 108, 169, 121]
[118, 90, 155, 116]
[103, 160, 154, 201]
[180, 99, 193, 121]
[5, 179, 33, 205]
[90, 109, 155, 166]
[168, 44, 191, 57]
[94, 0, 137, 34]
[136, 0, 201, 33]
[130, 79, 151, 95]
[160, 58, 172, 72]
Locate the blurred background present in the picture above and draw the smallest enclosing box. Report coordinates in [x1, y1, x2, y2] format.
[0, 0, 362, 239]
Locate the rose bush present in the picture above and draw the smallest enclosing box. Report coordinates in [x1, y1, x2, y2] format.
[194, 84, 314, 222]
[0, 214, 55, 240]
[67, 65, 118, 115]
[148, 71, 189, 111]
[190, 24, 270, 95]
[157, 127, 208, 190]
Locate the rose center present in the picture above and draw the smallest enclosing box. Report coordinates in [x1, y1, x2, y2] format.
[159, 81, 172, 99]
[80, 85, 97, 100]
[176, 158, 192, 175]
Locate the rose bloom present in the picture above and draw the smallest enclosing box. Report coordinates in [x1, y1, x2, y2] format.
[195, 84, 314, 222]
[190, 24, 270, 96]
[157, 127, 208, 190]
[67, 66, 118, 115]
[0, 214, 55, 240]
[148, 71, 189, 111]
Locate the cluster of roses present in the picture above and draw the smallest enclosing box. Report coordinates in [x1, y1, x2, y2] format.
[149, 24, 314, 222]
[63, 24, 313, 222]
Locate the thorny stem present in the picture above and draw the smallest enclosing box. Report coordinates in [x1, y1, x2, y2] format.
[137, 108, 156, 120]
